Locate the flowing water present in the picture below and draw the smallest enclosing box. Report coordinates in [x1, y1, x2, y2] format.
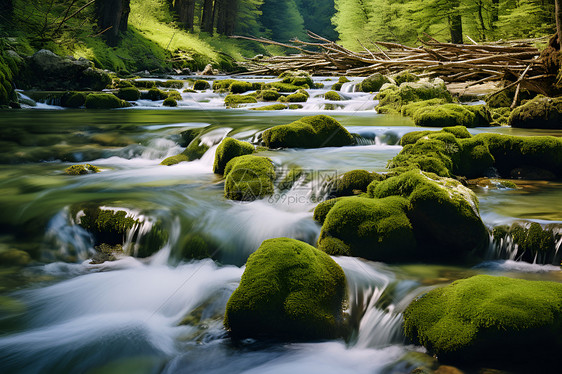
[1, 76, 562, 374]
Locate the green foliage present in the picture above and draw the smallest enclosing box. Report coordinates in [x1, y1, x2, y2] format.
[213, 137, 255, 175]
[404, 275, 562, 365]
[224, 155, 276, 201]
[260, 0, 306, 42]
[224, 237, 347, 340]
[262, 115, 354, 149]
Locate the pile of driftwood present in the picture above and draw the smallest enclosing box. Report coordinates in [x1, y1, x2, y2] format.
[232, 32, 555, 95]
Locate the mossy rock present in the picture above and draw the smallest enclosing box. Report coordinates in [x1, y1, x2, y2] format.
[84, 94, 129, 109]
[116, 87, 140, 101]
[489, 107, 511, 126]
[278, 167, 305, 190]
[60, 91, 88, 108]
[163, 98, 178, 107]
[265, 82, 301, 93]
[368, 169, 488, 259]
[313, 197, 344, 225]
[508, 95, 562, 129]
[278, 71, 314, 88]
[250, 104, 287, 111]
[318, 196, 417, 262]
[142, 88, 168, 101]
[230, 81, 254, 94]
[413, 104, 492, 128]
[213, 137, 255, 175]
[212, 79, 237, 91]
[394, 71, 420, 86]
[404, 275, 562, 366]
[179, 128, 204, 147]
[224, 94, 258, 107]
[116, 80, 133, 88]
[65, 164, 100, 175]
[258, 90, 281, 101]
[161, 137, 210, 166]
[262, 115, 354, 149]
[0, 249, 31, 266]
[167, 90, 182, 100]
[401, 98, 449, 118]
[224, 155, 275, 201]
[360, 73, 391, 92]
[376, 80, 453, 113]
[160, 80, 184, 89]
[76, 206, 167, 258]
[493, 222, 557, 263]
[132, 80, 157, 88]
[224, 238, 347, 340]
[283, 92, 308, 103]
[324, 91, 342, 101]
[330, 169, 384, 197]
[193, 80, 211, 90]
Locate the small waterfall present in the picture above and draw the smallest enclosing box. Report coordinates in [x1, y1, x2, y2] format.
[340, 82, 358, 93]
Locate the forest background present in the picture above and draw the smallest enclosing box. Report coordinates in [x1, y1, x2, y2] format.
[0, 0, 558, 74]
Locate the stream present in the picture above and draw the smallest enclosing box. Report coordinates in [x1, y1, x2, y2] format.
[1, 75, 562, 374]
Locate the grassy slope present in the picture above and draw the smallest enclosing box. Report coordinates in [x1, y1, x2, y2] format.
[4, 0, 272, 74]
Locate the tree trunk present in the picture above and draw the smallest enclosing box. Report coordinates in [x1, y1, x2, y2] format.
[95, 0, 129, 46]
[491, 0, 499, 27]
[224, 0, 238, 35]
[201, 0, 214, 34]
[173, 0, 196, 30]
[215, 0, 228, 35]
[448, 1, 463, 44]
[0, 0, 13, 23]
[554, 0, 562, 50]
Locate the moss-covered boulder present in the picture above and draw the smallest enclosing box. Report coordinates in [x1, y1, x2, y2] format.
[368, 169, 488, 259]
[224, 155, 275, 201]
[508, 96, 562, 129]
[224, 238, 347, 340]
[213, 137, 255, 175]
[224, 94, 258, 107]
[65, 164, 100, 175]
[163, 97, 178, 107]
[394, 71, 420, 86]
[329, 169, 384, 197]
[160, 80, 184, 89]
[317, 196, 417, 262]
[262, 115, 354, 149]
[141, 88, 168, 101]
[283, 92, 308, 102]
[60, 91, 88, 108]
[229, 81, 254, 94]
[161, 137, 210, 166]
[116, 87, 141, 101]
[278, 71, 314, 88]
[404, 275, 562, 366]
[331, 77, 350, 91]
[84, 94, 129, 109]
[167, 90, 182, 101]
[360, 73, 391, 92]
[250, 104, 287, 111]
[258, 90, 281, 101]
[265, 82, 301, 93]
[376, 79, 453, 114]
[193, 80, 211, 90]
[132, 80, 157, 88]
[413, 104, 492, 128]
[324, 91, 342, 101]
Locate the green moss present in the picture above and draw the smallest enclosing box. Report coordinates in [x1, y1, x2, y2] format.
[84, 94, 129, 109]
[60, 91, 88, 108]
[489, 107, 511, 126]
[394, 71, 420, 86]
[65, 164, 101, 175]
[330, 169, 384, 197]
[313, 83, 325, 89]
[167, 90, 182, 100]
[193, 80, 211, 90]
[288, 104, 303, 110]
[224, 238, 347, 340]
[324, 91, 342, 101]
[360, 73, 391, 92]
[485, 90, 512, 108]
[116, 80, 133, 88]
[508, 96, 562, 129]
[213, 137, 255, 175]
[258, 90, 281, 101]
[495, 222, 556, 263]
[163, 98, 178, 107]
[160, 154, 189, 166]
[0, 249, 32, 267]
[404, 275, 562, 365]
[176, 233, 219, 261]
[313, 197, 344, 225]
[279, 71, 314, 88]
[212, 79, 237, 91]
[283, 92, 308, 103]
[224, 155, 275, 201]
[230, 81, 254, 94]
[278, 167, 305, 190]
[331, 83, 343, 91]
[133, 80, 157, 88]
[161, 136, 210, 165]
[318, 196, 416, 262]
[401, 99, 448, 117]
[250, 104, 287, 111]
[116, 87, 141, 101]
[0, 52, 18, 106]
[413, 104, 491, 128]
[142, 88, 168, 101]
[265, 82, 301, 93]
[179, 128, 204, 147]
[160, 80, 184, 89]
[338, 77, 351, 84]
[262, 115, 354, 149]
[376, 80, 453, 113]
[224, 94, 258, 107]
[368, 169, 488, 259]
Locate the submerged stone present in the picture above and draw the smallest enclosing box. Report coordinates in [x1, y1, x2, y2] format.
[224, 238, 347, 340]
[262, 115, 354, 149]
[404, 275, 562, 367]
